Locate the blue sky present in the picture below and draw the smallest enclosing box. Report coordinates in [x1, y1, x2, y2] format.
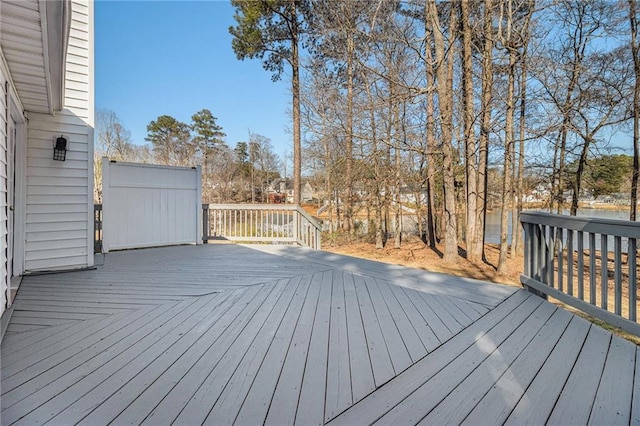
[95, 0, 292, 158]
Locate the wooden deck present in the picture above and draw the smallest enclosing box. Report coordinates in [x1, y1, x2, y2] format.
[1, 244, 638, 425]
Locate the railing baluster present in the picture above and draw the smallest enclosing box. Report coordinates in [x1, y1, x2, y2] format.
[548, 226, 555, 288]
[589, 232, 596, 305]
[600, 234, 608, 311]
[578, 231, 584, 301]
[567, 229, 574, 296]
[615, 236, 622, 316]
[557, 228, 564, 292]
[524, 223, 531, 277]
[629, 238, 637, 322]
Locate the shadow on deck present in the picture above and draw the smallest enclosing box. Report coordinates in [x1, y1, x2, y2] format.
[1, 244, 638, 424]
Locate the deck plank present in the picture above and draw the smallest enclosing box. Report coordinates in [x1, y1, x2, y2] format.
[328, 290, 534, 425]
[374, 277, 427, 363]
[404, 286, 452, 342]
[589, 335, 636, 424]
[295, 270, 333, 425]
[374, 295, 543, 425]
[73, 288, 241, 425]
[364, 276, 412, 375]
[461, 307, 573, 424]
[324, 270, 353, 421]
[2, 297, 211, 425]
[105, 285, 266, 425]
[169, 278, 299, 425]
[387, 282, 440, 353]
[31, 293, 233, 425]
[353, 274, 395, 388]
[343, 272, 376, 403]
[504, 315, 592, 424]
[1, 244, 635, 426]
[203, 275, 309, 424]
[545, 325, 612, 424]
[240, 272, 321, 425]
[420, 302, 558, 424]
[145, 280, 287, 425]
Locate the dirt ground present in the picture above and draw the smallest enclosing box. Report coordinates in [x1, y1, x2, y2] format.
[324, 237, 523, 288]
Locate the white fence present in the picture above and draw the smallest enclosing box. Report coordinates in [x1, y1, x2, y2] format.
[102, 159, 202, 252]
[203, 204, 321, 249]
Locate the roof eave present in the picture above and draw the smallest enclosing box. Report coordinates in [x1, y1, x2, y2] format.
[40, 0, 72, 114]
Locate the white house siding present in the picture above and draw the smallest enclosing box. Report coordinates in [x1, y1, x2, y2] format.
[0, 58, 8, 315]
[24, 0, 94, 272]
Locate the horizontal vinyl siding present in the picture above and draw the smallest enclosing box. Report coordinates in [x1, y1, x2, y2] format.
[24, 0, 93, 272]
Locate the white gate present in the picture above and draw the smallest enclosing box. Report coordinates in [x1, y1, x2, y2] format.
[101, 159, 202, 252]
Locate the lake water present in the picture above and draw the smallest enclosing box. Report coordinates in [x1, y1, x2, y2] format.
[485, 208, 634, 245]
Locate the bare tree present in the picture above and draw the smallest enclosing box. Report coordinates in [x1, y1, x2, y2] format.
[427, 0, 459, 262]
[630, 0, 640, 220]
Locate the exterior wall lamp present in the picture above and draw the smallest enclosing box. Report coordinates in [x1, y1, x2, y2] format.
[53, 136, 67, 161]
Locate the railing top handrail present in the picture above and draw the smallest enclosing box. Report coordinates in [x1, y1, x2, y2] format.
[203, 203, 322, 232]
[204, 203, 298, 211]
[521, 211, 640, 239]
[296, 205, 322, 232]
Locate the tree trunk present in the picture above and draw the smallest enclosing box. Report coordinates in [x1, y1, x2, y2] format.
[428, 0, 458, 262]
[514, 47, 528, 255]
[631, 0, 640, 221]
[473, 0, 493, 262]
[425, 24, 438, 249]
[461, 0, 478, 261]
[498, 18, 517, 275]
[291, 0, 301, 205]
[344, 20, 355, 233]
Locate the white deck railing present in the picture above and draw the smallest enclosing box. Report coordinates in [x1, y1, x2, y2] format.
[202, 204, 322, 250]
[521, 212, 639, 336]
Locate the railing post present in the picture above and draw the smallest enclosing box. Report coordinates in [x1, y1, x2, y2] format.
[202, 204, 209, 244]
[293, 207, 300, 243]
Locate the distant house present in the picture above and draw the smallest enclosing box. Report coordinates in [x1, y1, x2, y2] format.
[268, 178, 315, 203]
[0, 0, 94, 319]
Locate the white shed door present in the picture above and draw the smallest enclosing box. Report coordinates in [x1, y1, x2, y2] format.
[102, 160, 202, 252]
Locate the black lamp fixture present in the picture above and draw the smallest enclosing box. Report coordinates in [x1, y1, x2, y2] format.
[53, 135, 67, 161]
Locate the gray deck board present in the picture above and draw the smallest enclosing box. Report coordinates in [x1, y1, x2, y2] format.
[419, 301, 558, 424]
[76, 288, 242, 425]
[546, 325, 611, 424]
[105, 285, 264, 425]
[373, 294, 543, 425]
[294, 270, 333, 425]
[374, 276, 426, 363]
[364, 275, 413, 375]
[387, 282, 440, 353]
[353, 274, 395, 388]
[324, 270, 353, 421]
[144, 280, 285, 425]
[238, 273, 320, 425]
[1, 244, 636, 425]
[23, 294, 228, 426]
[343, 272, 376, 403]
[329, 290, 534, 425]
[203, 276, 308, 424]
[589, 335, 636, 424]
[461, 307, 573, 424]
[173, 279, 297, 425]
